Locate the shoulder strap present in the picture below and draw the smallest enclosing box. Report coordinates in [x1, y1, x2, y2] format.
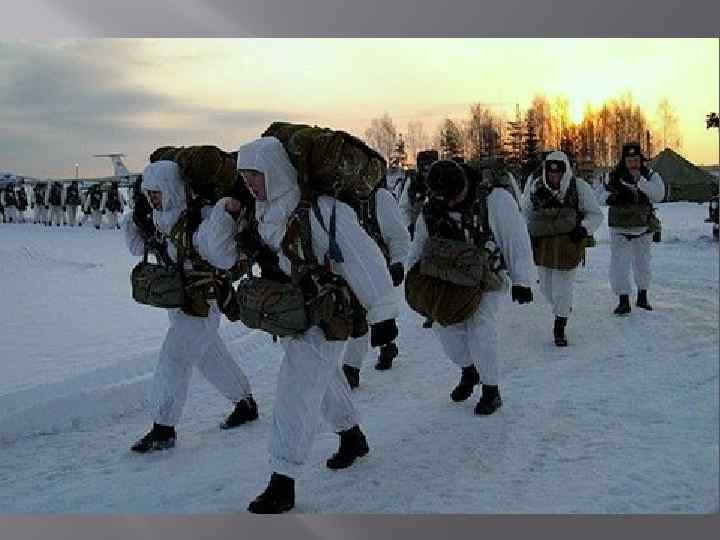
[311, 199, 344, 263]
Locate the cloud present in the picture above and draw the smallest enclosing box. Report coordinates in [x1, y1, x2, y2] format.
[0, 42, 297, 176]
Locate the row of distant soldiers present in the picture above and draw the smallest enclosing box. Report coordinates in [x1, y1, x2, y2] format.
[0, 181, 127, 229]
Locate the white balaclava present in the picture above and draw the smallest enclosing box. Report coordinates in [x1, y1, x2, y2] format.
[541, 150, 573, 198]
[236, 137, 300, 250]
[141, 160, 187, 235]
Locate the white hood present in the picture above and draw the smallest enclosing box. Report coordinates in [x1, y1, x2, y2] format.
[236, 137, 300, 250]
[540, 150, 573, 198]
[141, 160, 186, 234]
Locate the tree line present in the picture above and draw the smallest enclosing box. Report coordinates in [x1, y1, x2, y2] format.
[363, 93, 685, 178]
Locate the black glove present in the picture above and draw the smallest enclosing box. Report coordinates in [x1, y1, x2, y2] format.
[132, 205, 155, 239]
[569, 225, 588, 244]
[389, 262, 405, 287]
[370, 319, 398, 348]
[511, 285, 533, 305]
[62, 206, 67, 212]
[236, 226, 264, 260]
[257, 247, 290, 283]
[101, 209, 106, 215]
[45, 205, 49, 210]
[407, 223, 415, 240]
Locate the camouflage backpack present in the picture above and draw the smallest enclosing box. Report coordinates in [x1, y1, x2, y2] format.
[149, 145, 238, 204]
[262, 122, 386, 201]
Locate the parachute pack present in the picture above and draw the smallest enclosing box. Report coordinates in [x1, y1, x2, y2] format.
[261, 122, 387, 201]
[149, 145, 238, 204]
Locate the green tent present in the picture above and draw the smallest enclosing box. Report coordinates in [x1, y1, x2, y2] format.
[650, 148, 718, 202]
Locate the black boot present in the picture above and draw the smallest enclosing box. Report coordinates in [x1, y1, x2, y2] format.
[614, 294, 631, 315]
[326, 425, 369, 470]
[375, 342, 398, 371]
[220, 396, 259, 430]
[131, 423, 176, 453]
[636, 289, 653, 311]
[342, 365, 360, 390]
[247, 472, 295, 514]
[450, 364, 480, 402]
[474, 385, 503, 415]
[553, 316, 568, 347]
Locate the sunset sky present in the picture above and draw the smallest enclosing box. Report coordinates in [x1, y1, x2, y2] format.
[0, 38, 717, 178]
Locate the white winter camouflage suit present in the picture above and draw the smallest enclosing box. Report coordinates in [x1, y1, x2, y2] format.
[521, 151, 604, 318]
[342, 187, 410, 371]
[46, 183, 66, 226]
[32, 186, 48, 224]
[407, 182, 536, 386]
[597, 168, 665, 296]
[84, 189, 107, 229]
[236, 137, 399, 478]
[123, 160, 253, 427]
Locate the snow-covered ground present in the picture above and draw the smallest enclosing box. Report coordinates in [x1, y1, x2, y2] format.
[0, 203, 717, 513]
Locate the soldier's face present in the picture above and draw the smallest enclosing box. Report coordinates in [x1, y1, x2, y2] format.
[147, 190, 163, 210]
[625, 156, 641, 171]
[547, 171, 563, 188]
[240, 169, 267, 201]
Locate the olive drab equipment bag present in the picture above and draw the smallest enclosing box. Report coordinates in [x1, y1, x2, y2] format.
[233, 277, 310, 337]
[419, 236, 504, 289]
[130, 212, 235, 317]
[526, 178, 591, 270]
[130, 244, 185, 310]
[405, 264, 485, 327]
[607, 203, 654, 228]
[405, 189, 505, 327]
[231, 198, 366, 341]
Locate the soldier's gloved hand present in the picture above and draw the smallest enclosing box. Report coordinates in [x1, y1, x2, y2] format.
[132, 207, 155, 238]
[407, 223, 415, 239]
[62, 206, 67, 212]
[370, 319, 398, 348]
[569, 225, 588, 244]
[45, 205, 49, 210]
[511, 285, 533, 305]
[605, 193, 619, 206]
[389, 262, 405, 287]
[236, 227, 264, 259]
[101, 209, 106, 215]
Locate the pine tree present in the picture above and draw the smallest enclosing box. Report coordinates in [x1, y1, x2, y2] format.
[439, 119, 464, 160]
